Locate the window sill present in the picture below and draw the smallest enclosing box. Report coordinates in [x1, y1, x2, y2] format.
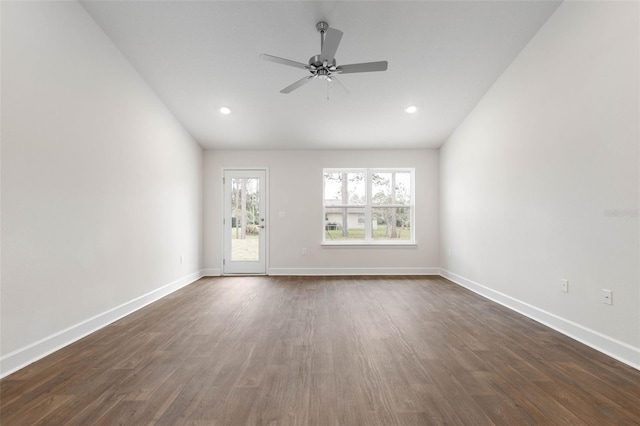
[322, 242, 417, 247]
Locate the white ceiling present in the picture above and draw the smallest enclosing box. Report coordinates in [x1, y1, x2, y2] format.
[81, 1, 561, 150]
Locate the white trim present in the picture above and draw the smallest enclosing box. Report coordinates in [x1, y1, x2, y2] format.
[321, 242, 418, 247]
[440, 269, 640, 371]
[0, 270, 203, 379]
[4, 267, 636, 378]
[322, 168, 416, 245]
[222, 168, 269, 275]
[268, 267, 440, 276]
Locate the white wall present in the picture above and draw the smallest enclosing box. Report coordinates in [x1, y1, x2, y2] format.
[1, 2, 203, 376]
[204, 150, 439, 275]
[3, 0, 636, 378]
[440, 1, 639, 367]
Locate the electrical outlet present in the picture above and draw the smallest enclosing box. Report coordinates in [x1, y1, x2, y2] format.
[561, 279, 568, 293]
[602, 289, 613, 305]
[301, 248, 307, 256]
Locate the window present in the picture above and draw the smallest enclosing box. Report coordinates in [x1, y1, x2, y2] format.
[323, 168, 415, 244]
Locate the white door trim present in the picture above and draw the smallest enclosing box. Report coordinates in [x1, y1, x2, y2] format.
[222, 168, 269, 275]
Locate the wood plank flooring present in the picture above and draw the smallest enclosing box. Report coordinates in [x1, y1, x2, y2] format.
[1, 276, 639, 425]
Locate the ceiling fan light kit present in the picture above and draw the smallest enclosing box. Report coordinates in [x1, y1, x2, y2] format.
[260, 21, 388, 94]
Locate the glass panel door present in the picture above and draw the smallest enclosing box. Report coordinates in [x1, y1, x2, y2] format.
[223, 170, 267, 274]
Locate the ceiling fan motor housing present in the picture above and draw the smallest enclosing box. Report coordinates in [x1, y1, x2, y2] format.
[309, 55, 336, 69]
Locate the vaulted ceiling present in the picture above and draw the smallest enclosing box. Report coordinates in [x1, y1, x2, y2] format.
[81, 1, 561, 150]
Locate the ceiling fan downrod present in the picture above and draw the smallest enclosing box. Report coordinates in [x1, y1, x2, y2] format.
[316, 21, 329, 51]
[309, 21, 336, 72]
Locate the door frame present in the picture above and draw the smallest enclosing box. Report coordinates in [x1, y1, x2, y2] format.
[222, 168, 269, 275]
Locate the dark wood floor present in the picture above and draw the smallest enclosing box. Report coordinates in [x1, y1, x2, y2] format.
[1, 276, 639, 425]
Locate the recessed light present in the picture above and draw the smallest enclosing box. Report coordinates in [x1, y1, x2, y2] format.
[220, 106, 231, 115]
[405, 105, 417, 114]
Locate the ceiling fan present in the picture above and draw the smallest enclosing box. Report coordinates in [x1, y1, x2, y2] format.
[260, 21, 388, 94]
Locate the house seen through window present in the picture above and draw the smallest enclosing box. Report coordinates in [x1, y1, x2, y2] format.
[323, 168, 415, 244]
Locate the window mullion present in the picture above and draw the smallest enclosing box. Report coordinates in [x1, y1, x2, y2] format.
[365, 169, 372, 240]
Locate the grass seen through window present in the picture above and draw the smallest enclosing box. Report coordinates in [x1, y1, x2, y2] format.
[325, 224, 411, 241]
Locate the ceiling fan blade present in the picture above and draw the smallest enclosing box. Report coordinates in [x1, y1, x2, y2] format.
[280, 75, 317, 94]
[260, 54, 309, 70]
[336, 61, 388, 74]
[320, 28, 343, 63]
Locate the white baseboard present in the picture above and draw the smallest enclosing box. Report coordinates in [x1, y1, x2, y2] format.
[4, 268, 636, 377]
[202, 268, 222, 276]
[440, 269, 640, 370]
[0, 270, 204, 379]
[268, 267, 440, 276]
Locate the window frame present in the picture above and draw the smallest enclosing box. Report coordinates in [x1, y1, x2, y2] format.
[322, 167, 416, 246]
